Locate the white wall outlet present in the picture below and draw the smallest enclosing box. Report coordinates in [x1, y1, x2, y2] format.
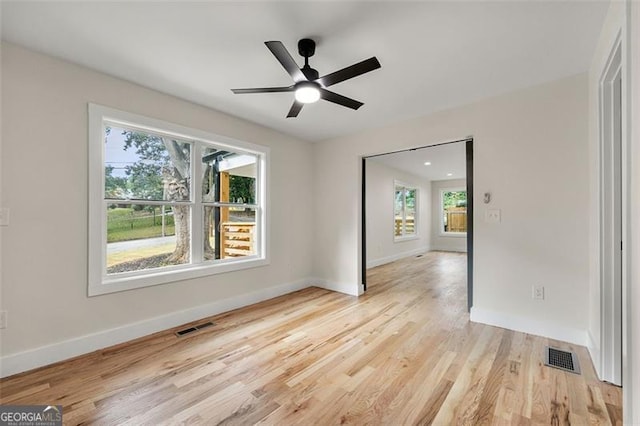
[533, 285, 545, 300]
[485, 209, 501, 223]
[0, 311, 7, 329]
[0, 208, 9, 226]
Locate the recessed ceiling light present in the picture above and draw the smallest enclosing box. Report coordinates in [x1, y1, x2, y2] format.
[424, 162, 431, 166]
[447, 173, 453, 176]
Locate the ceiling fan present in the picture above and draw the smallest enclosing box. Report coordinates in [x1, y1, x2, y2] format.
[231, 38, 381, 118]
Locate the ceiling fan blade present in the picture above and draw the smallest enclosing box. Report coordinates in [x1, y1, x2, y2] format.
[265, 41, 306, 82]
[287, 101, 304, 118]
[231, 86, 294, 94]
[317, 57, 381, 88]
[319, 89, 363, 110]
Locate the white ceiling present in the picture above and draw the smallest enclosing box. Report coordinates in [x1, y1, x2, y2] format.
[1, 1, 609, 143]
[368, 141, 466, 181]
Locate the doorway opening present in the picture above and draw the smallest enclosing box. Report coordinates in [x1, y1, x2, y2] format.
[361, 138, 473, 311]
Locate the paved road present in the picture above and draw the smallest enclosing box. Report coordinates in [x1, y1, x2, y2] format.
[107, 235, 176, 255]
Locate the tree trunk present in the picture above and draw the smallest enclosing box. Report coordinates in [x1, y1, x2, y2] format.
[162, 138, 191, 263]
[164, 177, 190, 263]
[202, 163, 215, 259]
[168, 205, 190, 263]
[203, 206, 214, 260]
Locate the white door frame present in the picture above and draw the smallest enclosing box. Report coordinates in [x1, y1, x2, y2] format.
[598, 33, 625, 386]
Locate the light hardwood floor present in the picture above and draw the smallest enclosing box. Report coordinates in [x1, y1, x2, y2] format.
[0, 252, 622, 425]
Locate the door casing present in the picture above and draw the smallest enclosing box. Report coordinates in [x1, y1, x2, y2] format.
[598, 33, 624, 386]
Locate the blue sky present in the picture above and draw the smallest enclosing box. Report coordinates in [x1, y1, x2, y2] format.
[105, 126, 141, 178]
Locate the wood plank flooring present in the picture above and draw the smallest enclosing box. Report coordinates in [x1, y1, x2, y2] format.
[0, 251, 622, 425]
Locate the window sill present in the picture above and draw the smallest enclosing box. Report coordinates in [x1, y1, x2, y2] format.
[89, 256, 270, 296]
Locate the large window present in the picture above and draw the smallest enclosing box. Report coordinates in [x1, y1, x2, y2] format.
[89, 104, 268, 295]
[394, 182, 417, 240]
[441, 188, 467, 234]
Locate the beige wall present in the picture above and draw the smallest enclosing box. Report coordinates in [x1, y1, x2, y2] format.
[365, 160, 430, 268]
[430, 178, 467, 252]
[0, 43, 314, 364]
[313, 73, 590, 344]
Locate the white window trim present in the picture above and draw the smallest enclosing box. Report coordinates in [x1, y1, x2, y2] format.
[393, 180, 418, 242]
[88, 104, 270, 296]
[439, 187, 467, 237]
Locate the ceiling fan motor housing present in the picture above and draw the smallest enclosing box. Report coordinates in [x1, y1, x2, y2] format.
[298, 38, 316, 58]
[298, 38, 320, 80]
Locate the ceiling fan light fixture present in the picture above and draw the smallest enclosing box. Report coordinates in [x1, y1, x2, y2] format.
[295, 82, 321, 104]
[232, 40, 380, 117]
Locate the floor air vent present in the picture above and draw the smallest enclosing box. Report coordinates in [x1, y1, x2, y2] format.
[544, 346, 580, 374]
[176, 321, 215, 337]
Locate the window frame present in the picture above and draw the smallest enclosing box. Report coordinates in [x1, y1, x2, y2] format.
[88, 104, 269, 296]
[393, 180, 418, 242]
[439, 187, 467, 237]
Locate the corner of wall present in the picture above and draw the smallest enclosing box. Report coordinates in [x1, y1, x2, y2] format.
[310, 278, 360, 297]
[366, 246, 430, 269]
[587, 329, 602, 380]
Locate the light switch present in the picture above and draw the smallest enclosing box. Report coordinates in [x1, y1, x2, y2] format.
[485, 209, 501, 223]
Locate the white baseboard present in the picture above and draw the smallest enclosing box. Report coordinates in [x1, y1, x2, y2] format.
[430, 246, 467, 253]
[470, 307, 588, 347]
[310, 278, 359, 296]
[0, 278, 313, 378]
[366, 246, 429, 269]
[586, 330, 602, 380]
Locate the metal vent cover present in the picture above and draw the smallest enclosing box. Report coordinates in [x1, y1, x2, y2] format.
[544, 346, 580, 374]
[176, 321, 215, 337]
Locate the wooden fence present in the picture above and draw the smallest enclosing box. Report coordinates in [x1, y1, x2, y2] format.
[221, 222, 255, 258]
[445, 208, 467, 232]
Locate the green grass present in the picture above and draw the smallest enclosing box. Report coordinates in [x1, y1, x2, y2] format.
[107, 207, 175, 243]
